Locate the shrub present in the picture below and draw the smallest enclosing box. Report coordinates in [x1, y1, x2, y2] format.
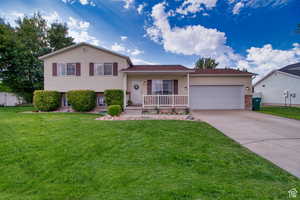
[33, 90, 61, 111]
[108, 105, 122, 116]
[104, 89, 123, 108]
[67, 90, 96, 112]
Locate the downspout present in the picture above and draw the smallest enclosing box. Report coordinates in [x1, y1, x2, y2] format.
[123, 72, 127, 109]
[187, 72, 190, 108]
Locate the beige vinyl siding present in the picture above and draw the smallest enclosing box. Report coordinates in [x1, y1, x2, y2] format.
[189, 76, 252, 95]
[43, 45, 129, 92]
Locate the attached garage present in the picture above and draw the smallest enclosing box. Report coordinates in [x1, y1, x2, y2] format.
[190, 85, 245, 110]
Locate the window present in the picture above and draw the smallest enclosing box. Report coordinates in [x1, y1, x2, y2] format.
[94, 63, 113, 76]
[104, 63, 113, 75]
[67, 63, 76, 75]
[152, 80, 174, 95]
[58, 63, 76, 76]
[163, 80, 173, 95]
[95, 64, 104, 75]
[58, 63, 66, 76]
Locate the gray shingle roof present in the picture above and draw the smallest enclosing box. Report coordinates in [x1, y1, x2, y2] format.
[279, 63, 300, 77]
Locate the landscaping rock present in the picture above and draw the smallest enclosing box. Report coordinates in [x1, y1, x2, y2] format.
[95, 114, 198, 121]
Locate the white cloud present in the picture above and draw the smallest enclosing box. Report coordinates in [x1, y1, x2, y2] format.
[120, 36, 128, 41]
[43, 11, 60, 25]
[239, 44, 300, 77]
[79, 0, 89, 5]
[146, 2, 300, 77]
[131, 49, 143, 56]
[61, 0, 95, 6]
[131, 58, 158, 65]
[0, 11, 24, 27]
[111, 42, 143, 56]
[176, 0, 218, 15]
[123, 0, 134, 9]
[111, 43, 126, 52]
[246, 0, 289, 8]
[146, 2, 240, 67]
[232, 2, 244, 14]
[137, 3, 146, 14]
[66, 16, 99, 45]
[231, 0, 289, 15]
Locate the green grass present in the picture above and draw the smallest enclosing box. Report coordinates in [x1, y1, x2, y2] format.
[258, 106, 300, 120]
[0, 107, 299, 200]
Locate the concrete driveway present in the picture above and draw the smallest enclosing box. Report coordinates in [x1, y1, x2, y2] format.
[192, 110, 300, 178]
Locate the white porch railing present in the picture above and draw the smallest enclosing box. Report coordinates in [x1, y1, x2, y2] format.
[143, 95, 188, 107]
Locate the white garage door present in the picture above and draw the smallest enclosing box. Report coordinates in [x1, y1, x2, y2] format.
[190, 85, 244, 110]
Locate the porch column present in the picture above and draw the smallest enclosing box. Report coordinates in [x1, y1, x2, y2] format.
[187, 73, 190, 107]
[123, 73, 127, 109]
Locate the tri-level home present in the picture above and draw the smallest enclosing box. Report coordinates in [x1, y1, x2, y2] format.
[39, 42, 254, 110]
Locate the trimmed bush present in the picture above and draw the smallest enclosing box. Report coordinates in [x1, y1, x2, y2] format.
[33, 90, 61, 111]
[67, 90, 96, 112]
[104, 89, 123, 108]
[108, 105, 122, 116]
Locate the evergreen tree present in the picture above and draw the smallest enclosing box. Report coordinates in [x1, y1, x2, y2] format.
[195, 57, 219, 69]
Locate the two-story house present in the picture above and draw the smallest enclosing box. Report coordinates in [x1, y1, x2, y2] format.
[39, 42, 254, 110]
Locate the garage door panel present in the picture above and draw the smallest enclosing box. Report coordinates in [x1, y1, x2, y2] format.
[190, 86, 244, 110]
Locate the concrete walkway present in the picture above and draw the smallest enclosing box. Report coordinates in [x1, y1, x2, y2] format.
[192, 110, 300, 178]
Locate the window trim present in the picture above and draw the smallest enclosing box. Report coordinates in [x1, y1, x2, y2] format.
[57, 63, 77, 76]
[151, 80, 175, 95]
[94, 63, 113, 76]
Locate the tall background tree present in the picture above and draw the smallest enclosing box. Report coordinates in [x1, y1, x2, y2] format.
[47, 23, 74, 51]
[195, 57, 219, 69]
[0, 13, 74, 102]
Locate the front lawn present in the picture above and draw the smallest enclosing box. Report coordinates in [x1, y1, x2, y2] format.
[0, 107, 299, 200]
[258, 106, 300, 120]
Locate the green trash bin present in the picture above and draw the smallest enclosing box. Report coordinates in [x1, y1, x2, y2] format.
[252, 97, 262, 111]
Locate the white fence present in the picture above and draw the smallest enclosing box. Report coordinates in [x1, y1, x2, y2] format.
[143, 95, 188, 107]
[0, 92, 24, 106]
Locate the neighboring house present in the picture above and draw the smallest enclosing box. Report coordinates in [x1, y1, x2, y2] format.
[254, 63, 300, 106]
[0, 92, 24, 106]
[0, 81, 24, 106]
[39, 42, 254, 110]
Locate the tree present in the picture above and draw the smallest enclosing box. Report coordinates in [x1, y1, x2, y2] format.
[195, 57, 219, 69]
[47, 23, 74, 51]
[0, 13, 74, 102]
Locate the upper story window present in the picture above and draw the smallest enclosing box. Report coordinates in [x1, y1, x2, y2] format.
[94, 63, 113, 76]
[57, 63, 77, 76]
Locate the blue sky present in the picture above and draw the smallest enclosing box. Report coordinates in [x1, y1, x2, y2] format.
[0, 0, 299, 78]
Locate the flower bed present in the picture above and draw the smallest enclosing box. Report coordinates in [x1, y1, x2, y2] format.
[95, 114, 196, 121]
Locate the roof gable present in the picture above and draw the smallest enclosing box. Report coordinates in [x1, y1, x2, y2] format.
[39, 42, 132, 66]
[254, 62, 300, 87]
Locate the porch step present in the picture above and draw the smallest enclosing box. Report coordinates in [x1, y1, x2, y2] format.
[126, 106, 142, 110]
[124, 109, 142, 115]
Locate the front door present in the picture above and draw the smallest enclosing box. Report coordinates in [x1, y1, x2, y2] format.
[131, 80, 142, 105]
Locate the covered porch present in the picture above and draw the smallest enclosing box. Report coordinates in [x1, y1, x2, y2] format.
[122, 66, 193, 109]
